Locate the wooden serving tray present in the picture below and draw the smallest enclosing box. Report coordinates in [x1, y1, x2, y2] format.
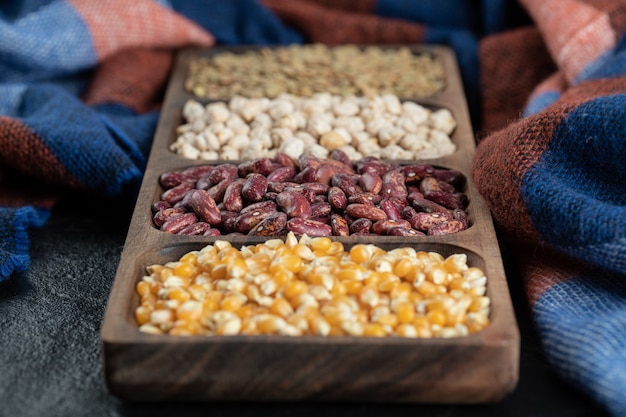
[100, 45, 520, 403]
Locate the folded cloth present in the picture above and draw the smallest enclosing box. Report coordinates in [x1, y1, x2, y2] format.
[0, 0, 302, 279]
[1, 0, 625, 416]
[472, 1, 626, 415]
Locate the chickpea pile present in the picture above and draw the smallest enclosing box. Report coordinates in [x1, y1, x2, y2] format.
[136, 232, 490, 338]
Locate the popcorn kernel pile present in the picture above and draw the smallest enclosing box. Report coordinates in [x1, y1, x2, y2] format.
[136, 232, 490, 338]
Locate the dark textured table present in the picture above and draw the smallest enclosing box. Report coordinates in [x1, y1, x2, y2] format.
[0, 195, 609, 417]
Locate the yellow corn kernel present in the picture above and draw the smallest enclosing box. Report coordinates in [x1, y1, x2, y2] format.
[220, 295, 245, 312]
[257, 315, 287, 334]
[141, 293, 157, 308]
[136, 280, 151, 297]
[390, 282, 413, 301]
[235, 304, 257, 319]
[202, 291, 224, 312]
[158, 267, 174, 282]
[330, 281, 347, 297]
[343, 279, 363, 296]
[283, 253, 304, 273]
[364, 271, 382, 287]
[240, 317, 259, 334]
[360, 285, 379, 307]
[174, 261, 197, 279]
[448, 277, 469, 291]
[245, 252, 271, 270]
[270, 297, 294, 317]
[283, 280, 308, 300]
[336, 265, 366, 281]
[469, 296, 490, 312]
[176, 300, 203, 322]
[188, 284, 207, 301]
[287, 314, 309, 332]
[396, 301, 416, 324]
[310, 236, 333, 253]
[215, 317, 242, 335]
[349, 244, 372, 263]
[396, 324, 418, 338]
[134, 305, 152, 325]
[167, 287, 191, 303]
[427, 264, 448, 285]
[416, 280, 437, 296]
[363, 323, 387, 337]
[393, 258, 415, 278]
[427, 309, 447, 327]
[170, 320, 201, 336]
[227, 257, 248, 278]
[378, 273, 400, 293]
[327, 241, 344, 256]
[210, 263, 228, 280]
[374, 313, 398, 328]
[443, 253, 468, 273]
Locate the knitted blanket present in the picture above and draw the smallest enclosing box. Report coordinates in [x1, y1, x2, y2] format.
[0, 0, 624, 415]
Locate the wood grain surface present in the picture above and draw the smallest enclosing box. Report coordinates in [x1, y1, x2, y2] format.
[100, 45, 520, 403]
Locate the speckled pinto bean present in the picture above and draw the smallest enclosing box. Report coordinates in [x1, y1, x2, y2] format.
[153, 154, 470, 237]
[286, 218, 332, 237]
[242, 173, 268, 202]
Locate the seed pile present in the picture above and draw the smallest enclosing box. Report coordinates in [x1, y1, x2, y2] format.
[171, 93, 456, 161]
[153, 153, 469, 238]
[185, 44, 446, 99]
[136, 233, 490, 338]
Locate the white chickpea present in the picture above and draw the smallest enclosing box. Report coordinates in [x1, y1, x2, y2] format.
[304, 143, 330, 159]
[210, 125, 234, 145]
[190, 118, 206, 133]
[319, 130, 349, 150]
[268, 99, 295, 121]
[350, 131, 370, 148]
[277, 113, 303, 131]
[182, 99, 205, 122]
[337, 145, 361, 160]
[378, 126, 404, 146]
[176, 123, 193, 135]
[251, 112, 272, 130]
[250, 126, 272, 149]
[229, 134, 251, 151]
[192, 134, 208, 152]
[430, 108, 457, 134]
[270, 127, 294, 148]
[279, 138, 306, 160]
[295, 131, 317, 146]
[204, 102, 230, 124]
[381, 144, 409, 160]
[366, 117, 390, 137]
[228, 95, 248, 115]
[333, 116, 365, 133]
[199, 150, 219, 160]
[241, 141, 267, 160]
[219, 146, 240, 160]
[180, 142, 201, 159]
[399, 132, 429, 152]
[332, 98, 360, 117]
[238, 98, 268, 122]
[306, 114, 333, 137]
[382, 94, 403, 114]
[402, 101, 430, 125]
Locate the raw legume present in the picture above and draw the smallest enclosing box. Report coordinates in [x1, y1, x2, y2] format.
[153, 154, 470, 237]
[185, 44, 446, 100]
[171, 93, 456, 161]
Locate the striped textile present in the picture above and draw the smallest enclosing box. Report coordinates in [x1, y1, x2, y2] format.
[1, 0, 625, 415]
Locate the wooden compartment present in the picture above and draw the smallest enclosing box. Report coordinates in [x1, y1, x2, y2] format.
[100, 45, 519, 403]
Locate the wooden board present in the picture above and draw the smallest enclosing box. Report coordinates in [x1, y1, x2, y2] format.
[100, 45, 520, 403]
